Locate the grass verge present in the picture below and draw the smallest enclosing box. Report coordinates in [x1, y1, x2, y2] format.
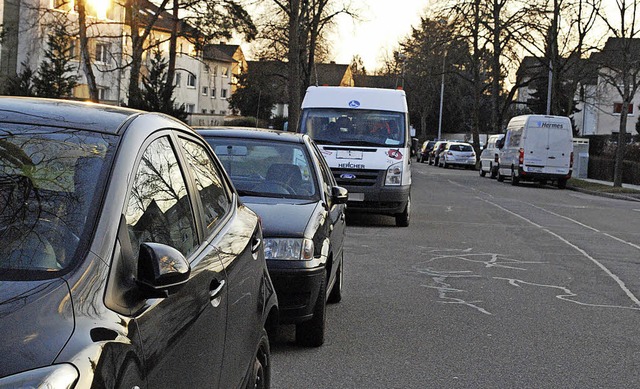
[567, 178, 640, 194]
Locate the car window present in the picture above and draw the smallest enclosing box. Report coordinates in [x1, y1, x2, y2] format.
[125, 136, 197, 258]
[205, 137, 319, 200]
[0, 128, 115, 276]
[179, 138, 231, 235]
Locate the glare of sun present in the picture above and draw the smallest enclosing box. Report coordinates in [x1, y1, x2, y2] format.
[86, 0, 109, 19]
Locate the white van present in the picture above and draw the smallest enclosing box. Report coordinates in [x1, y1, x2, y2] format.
[496, 115, 573, 188]
[298, 86, 411, 226]
[479, 134, 504, 178]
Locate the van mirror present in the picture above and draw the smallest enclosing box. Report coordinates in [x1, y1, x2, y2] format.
[496, 137, 505, 149]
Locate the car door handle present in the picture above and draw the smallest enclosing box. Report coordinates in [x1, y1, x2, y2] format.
[209, 279, 226, 307]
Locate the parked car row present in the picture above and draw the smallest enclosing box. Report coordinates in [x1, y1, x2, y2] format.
[418, 140, 477, 169]
[0, 97, 347, 389]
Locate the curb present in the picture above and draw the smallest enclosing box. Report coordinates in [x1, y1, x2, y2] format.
[567, 186, 640, 202]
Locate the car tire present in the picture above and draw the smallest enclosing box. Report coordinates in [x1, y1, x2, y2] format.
[245, 329, 270, 389]
[490, 165, 498, 179]
[511, 168, 519, 186]
[558, 178, 567, 189]
[327, 255, 343, 304]
[497, 172, 505, 182]
[395, 195, 410, 227]
[296, 271, 327, 347]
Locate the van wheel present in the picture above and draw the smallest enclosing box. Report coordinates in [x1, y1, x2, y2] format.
[558, 178, 567, 189]
[490, 165, 498, 179]
[497, 173, 505, 182]
[480, 168, 486, 177]
[395, 196, 410, 227]
[511, 168, 519, 186]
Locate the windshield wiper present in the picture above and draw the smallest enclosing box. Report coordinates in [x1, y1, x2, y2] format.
[338, 140, 384, 147]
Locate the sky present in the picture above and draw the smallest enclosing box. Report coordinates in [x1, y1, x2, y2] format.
[330, 1, 431, 71]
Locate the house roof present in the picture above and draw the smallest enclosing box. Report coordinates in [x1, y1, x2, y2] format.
[203, 45, 235, 63]
[136, 0, 198, 37]
[591, 37, 640, 68]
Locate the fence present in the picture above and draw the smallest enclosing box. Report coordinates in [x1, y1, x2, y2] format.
[588, 156, 640, 184]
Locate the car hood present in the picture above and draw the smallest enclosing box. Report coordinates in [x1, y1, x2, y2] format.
[242, 198, 320, 238]
[0, 278, 74, 377]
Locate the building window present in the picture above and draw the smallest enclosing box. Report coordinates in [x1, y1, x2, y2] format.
[95, 43, 110, 64]
[187, 73, 196, 88]
[613, 103, 634, 115]
[186, 104, 195, 113]
[220, 110, 227, 115]
[202, 86, 208, 95]
[98, 88, 109, 100]
[174, 72, 181, 87]
[212, 66, 218, 76]
[202, 109, 207, 114]
[221, 89, 228, 98]
[221, 67, 229, 77]
[211, 88, 216, 99]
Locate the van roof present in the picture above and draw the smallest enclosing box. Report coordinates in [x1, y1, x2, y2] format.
[301, 86, 408, 113]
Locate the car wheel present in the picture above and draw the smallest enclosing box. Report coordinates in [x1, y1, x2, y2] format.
[395, 195, 410, 227]
[490, 165, 498, 179]
[327, 255, 343, 304]
[245, 329, 270, 389]
[497, 172, 505, 182]
[558, 178, 567, 189]
[480, 167, 486, 177]
[296, 271, 327, 347]
[511, 168, 519, 186]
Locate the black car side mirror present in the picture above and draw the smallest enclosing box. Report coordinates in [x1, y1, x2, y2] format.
[136, 242, 191, 298]
[332, 186, 349, 204]
[496, 138, 505, 149]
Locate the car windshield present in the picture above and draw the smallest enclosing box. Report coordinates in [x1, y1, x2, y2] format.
[300, 108, 405, 147]
[205, 137, 319, 200]
[0, 126, 115, 277]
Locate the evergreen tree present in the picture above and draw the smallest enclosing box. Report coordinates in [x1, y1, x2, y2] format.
[227, 71, 275, 121]
[5, 61, 35, 96]
[32, 24, 78, 98]
[137, 49, 187, 121]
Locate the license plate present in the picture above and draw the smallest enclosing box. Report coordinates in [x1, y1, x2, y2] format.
[348, 193, 364, 201]
[337, 150, 363, 160]
[527, 166, 543, 173]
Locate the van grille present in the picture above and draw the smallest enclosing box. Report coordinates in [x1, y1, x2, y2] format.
[332, 169, 381, 187]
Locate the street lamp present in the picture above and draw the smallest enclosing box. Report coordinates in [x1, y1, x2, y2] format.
[437, 50, 447, 140]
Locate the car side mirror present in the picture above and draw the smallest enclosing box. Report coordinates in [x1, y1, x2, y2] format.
[496, 138, 505, 149]
[332, 186, 348, 204]
[136, 242, 191, 298]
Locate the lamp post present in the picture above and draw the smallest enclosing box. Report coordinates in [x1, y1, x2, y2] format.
[437, 50, 447, 140]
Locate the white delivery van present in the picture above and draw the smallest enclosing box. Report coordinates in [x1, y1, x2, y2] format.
[496, 115, 573, 188]
[299, 86, 411, 226]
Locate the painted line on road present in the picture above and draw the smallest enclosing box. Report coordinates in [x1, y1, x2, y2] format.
[480, 197, 640, 309]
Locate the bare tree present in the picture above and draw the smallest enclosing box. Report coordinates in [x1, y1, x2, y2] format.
[594, 1, 640, 187]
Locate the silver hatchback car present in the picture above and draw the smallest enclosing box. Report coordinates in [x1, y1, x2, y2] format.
[439, 142, 477, 169]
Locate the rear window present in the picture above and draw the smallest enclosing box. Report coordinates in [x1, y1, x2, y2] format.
[0, 126, 115, 278]
[450, 144, 473, 152]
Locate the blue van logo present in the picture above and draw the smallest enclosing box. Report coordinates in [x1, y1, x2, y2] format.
[348, 100, 360, 108]
[340, 173, 357, 180]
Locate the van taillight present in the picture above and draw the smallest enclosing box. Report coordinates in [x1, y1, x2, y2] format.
[518, 148, 524, 165]
[570, 152, 574, 168]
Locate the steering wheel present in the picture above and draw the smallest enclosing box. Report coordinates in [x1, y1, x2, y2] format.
[252, 181, 295, 195]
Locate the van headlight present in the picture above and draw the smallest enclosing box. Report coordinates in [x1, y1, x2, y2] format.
[264, 238, 314, 260]
[0, 364, 79, 389]
[385, 162, 403, 186]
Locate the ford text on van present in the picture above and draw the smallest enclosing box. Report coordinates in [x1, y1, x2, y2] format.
[299, 86, 411, 226]
[496, 115, 573, 188]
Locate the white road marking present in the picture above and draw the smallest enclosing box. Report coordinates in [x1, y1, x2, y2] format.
[480, 198, 640, 308]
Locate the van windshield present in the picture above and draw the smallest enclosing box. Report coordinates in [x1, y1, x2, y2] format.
[300, 108, 406, 147]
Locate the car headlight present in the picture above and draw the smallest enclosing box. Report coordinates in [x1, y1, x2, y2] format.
[264, 238, 314, 261]
[385, 162, 403, 186]
[0, 364, 79, 389]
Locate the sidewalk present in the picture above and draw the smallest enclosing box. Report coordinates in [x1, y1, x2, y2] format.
[567, 178, 640, 202]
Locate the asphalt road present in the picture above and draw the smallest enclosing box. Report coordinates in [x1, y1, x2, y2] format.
[271, 161, 640, 389]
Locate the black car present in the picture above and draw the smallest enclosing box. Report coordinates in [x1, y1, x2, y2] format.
[0, 98, 277, 388]
[418, 140, 437, 163]
[197, 127, 347, 347]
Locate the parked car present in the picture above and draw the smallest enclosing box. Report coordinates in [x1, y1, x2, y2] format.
[0, 98, 277, 388]
[418, 140, 437, 163]
[197, 127, 347, 347]
[429, 141, 448, 165]
[479, 134, 504, 178]
[439, 142, 477, 169]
